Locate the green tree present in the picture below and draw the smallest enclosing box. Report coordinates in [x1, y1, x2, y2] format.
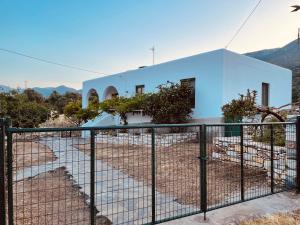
[222, 90, 257, 122]
[100, 94, 148, 125]
[143, 82, 193, 124]
[0, 91, 50, 128]
[46, 91, 81, 114]
[23, 88, 44, 103]
[64, 100, 99, 126]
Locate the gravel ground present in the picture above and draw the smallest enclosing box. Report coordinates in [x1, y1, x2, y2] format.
[74, 141, 268, 208]
[13, 167, 111, 225]
[13, 141, 57, 172]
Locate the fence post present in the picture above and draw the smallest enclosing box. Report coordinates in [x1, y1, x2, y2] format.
[296, 117, 300, 192]
[151, 128, 156, 224]
[0, 119, 6, 225]
[90, 129, 96, 225]
[240, 125, 244, 202]
[6, 118, 13, 225]
[270, 124, 274, 194]
[200, 125, 207, 220]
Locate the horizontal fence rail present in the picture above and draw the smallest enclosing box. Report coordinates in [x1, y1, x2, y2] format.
[0, 119, 299, 225]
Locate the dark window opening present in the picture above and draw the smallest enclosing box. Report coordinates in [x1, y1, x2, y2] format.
[181, 78, 196, 108]
[136, 85, 145, 95]
[262, 82, 269, 107]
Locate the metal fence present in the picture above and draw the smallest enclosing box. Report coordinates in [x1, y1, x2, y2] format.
[0, 119, 299, 225]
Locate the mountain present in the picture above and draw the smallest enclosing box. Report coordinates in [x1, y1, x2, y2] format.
[245, 39, 300, 102]
[0, 85, 12, 92]
[32, 85, 79, 97]
[0, 85, 80, 97]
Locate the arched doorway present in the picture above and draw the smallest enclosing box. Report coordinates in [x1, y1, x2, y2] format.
[87, 89, 99, 106]
[103, 86, 119, 100]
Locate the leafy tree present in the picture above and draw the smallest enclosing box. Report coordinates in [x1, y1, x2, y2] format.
[23, 88, 44, 103]
[64, 100, 99, 126]
[46, 91, 81, 114]
[100, 94, 149, 125]
[143, 82, 193, 124]
[0, 91, 50, 128]
[222, 90, 257, 122]
[88, 90, 99, 107]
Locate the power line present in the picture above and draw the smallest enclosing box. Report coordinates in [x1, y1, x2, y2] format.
[225, 0, 263, 49]
[0, 48, 104, 75]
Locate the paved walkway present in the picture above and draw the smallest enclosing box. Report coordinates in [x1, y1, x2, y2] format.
[162, 191, 300, 225]
[16, 137, 198, 225]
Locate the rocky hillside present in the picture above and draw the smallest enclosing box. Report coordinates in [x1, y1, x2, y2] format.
[246, 39, 300, 102]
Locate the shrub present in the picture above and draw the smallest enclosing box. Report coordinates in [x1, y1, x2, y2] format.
[222, 90, 257, 122]
[252, 115, 287, 147]
[143, 82, 193, 124]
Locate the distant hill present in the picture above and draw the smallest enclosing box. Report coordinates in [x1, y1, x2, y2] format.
[245, 39, 300, 102]
[0, 85, 80, 97]
[32, 85, 79, 97]
[0, 85, 12, 92]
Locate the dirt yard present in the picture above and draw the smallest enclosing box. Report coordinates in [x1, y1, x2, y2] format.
[239, 209, 300, 225]
[13, 167, 111, 225]
[74, 140, 267, 207]
[13, 141, 56, 172]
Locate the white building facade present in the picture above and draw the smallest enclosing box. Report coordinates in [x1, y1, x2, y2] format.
[82, 49, 292, 125]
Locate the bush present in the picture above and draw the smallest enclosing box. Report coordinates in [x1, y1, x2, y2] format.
[222, 90, 257, 122]
[252, 116, 286, 147]
[0, 91, 51, 128]
[98, 82, 194, 125]
[143, 82, 193, 124]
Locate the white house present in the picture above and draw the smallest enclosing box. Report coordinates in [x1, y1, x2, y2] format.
[82, 49, 292, 126]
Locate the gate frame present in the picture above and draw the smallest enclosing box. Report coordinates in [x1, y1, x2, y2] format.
[0, 118, 7, 225]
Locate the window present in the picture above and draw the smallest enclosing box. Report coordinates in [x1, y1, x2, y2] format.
[181, 78, 196, 108]
[262, 83, 269, 107]
[136, 85, 145, 95]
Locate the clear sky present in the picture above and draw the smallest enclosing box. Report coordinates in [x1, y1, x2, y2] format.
[1, 0, 300, 89]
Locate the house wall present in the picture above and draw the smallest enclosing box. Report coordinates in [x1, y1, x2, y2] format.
[82, 49, 292, 121]
[222, 50, 292, 108]
[82, 49, 224, 119]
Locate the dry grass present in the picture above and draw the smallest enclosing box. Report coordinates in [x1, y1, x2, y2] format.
[13, 141, 56, 172]
[14, 167, 111, 225]
[239, 209, 300, 225]
[74, 141, 267, 207]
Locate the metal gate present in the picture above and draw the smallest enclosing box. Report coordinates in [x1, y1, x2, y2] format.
[0, 118, 299, 225]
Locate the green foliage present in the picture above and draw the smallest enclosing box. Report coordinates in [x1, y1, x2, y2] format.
[143, 82, 193, 124]
[46, 91, 81, 114]
[64, 100, 99, 126]
[99, 82, 193, 125]
[222, 90, 257, 122]
[100, 94, 149, 125]
[23, 88, 45, 103]
[0, 91, 50, 128]
[252, 115, 287, 146]
[88, 90, 99, 107]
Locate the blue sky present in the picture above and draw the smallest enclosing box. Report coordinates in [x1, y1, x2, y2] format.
[1, 0, 300, 89]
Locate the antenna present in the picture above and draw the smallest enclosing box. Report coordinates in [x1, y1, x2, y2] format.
[150, 46, 155, 65]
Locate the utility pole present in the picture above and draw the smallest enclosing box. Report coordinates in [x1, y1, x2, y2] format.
[24, 80, 28, 89]
[150, 46, 155, 65]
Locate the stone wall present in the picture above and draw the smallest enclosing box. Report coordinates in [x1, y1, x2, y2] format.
[212, 136, 296, 186]
[96, 132, 198, 147]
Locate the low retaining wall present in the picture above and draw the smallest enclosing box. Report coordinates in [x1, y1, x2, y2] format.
[212, 136, 296, 186]
[96, 132, 198, 147]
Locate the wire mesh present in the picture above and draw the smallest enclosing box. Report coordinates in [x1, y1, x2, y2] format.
[3, 121, 298, 225]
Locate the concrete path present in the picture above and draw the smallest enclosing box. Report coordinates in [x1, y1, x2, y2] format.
[16, 137, 198, 225]
[162, 191, 300, 225]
